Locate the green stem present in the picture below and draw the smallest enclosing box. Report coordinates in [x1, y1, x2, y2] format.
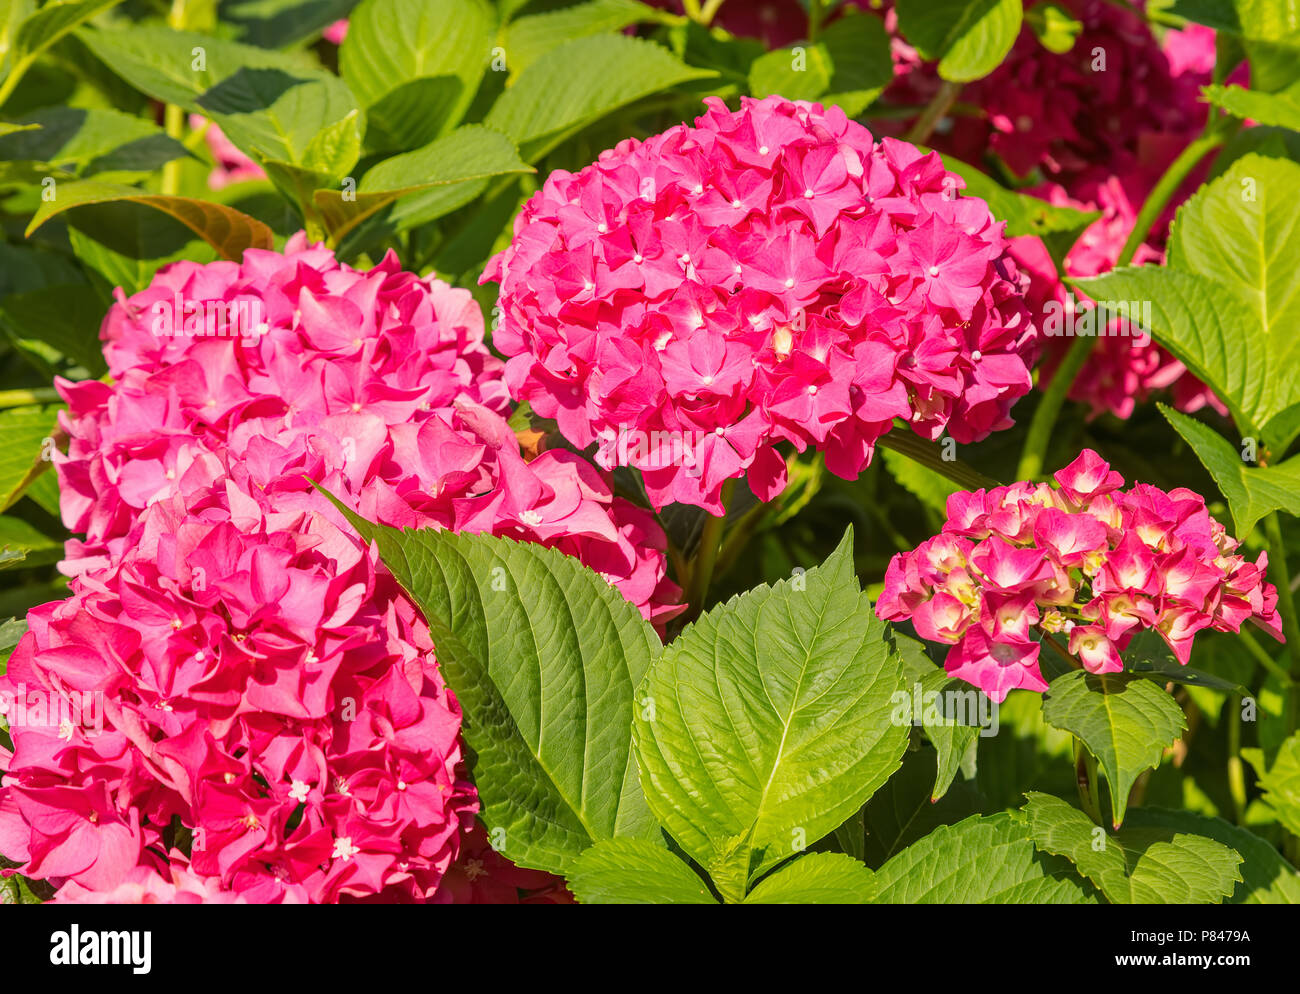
[699, 0, 728, 26]
[0, 387, 60, 409]
[681, 0, 703, 20]
[904, 81, 962, 145]
[1238, 625, 1293, 687]
[1228, 694, 1246, 824]
[807, 0, 828, 41]
[1264, 511, 1300, 735]
[1074, 737, 1104, 827]
[683, 478, 735, 617]
[161, 102, 185, 196]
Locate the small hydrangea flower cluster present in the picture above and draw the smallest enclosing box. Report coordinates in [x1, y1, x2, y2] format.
[877, 450, 1284, 702]
[485, 95, 1037, 513]
[0, 237, 675, 902]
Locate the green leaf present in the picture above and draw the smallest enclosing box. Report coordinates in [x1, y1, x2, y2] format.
[895, 0, 1024, 82]
[0, 515, 61, 568]
[1205, 81, 1300, 130]
[1122, 627, 1249, 693]
[27, 180, 274, 261]
[313, 125, 531, 242]
[0, 615, 26, 672]
[873, 812, 1099, 903]
[743, 853, 877, 904]
[319, 494, 662, 875]
[0, 403, 59, 510]
[1081, 155, 1300, 434]
[0, 283, 109, 374]
[0, 0, 34, 84]
[1244, 732, 1300, 837]
[567, 839, 717, 904]
[484, 34, 714, 162]
[1161, 404, 1300, 538]
[1040, 669, 1187, 827]
[504, 0, 666, 79]
[9, 0, 122, 75]
[1072, 267, 1261, 432]
[223, 0, 358, 49]
[861, 749, 985, 867]
[633, 527, 908, 896]
[79, 26, 362, 168]
[340, 0, 494, 151]
[893, 632, 983, 800]
[1123, 806, 1300, 904]
[66, 203, 217, 296]
[0, 107, 187, 176]
[747, 9, 894, 117]
[1023, 792, 1242, 904]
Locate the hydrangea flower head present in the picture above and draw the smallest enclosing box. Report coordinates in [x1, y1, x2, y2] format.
[877, 450, 1283, 701]
[485, 96, 1037, 513]
[1, 238, 679, 903]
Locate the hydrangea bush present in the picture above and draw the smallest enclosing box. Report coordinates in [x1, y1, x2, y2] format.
[0, 0, 1298, 910]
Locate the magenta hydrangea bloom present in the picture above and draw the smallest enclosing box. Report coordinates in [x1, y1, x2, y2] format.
[53, 234, 678, 625]
[0, 484, 471, 903]
[877, 450, 1283, 702]
[485, 96, 1037, 513]
[0, 237, 679, 903]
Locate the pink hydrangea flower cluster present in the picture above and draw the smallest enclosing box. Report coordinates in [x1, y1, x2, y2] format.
[0, 236, 679, 903]
[53, 235, 678, 621]
[485, 95, 1037, 513]
[0, 485, 471, 903]
[877, 450, 1284, 702]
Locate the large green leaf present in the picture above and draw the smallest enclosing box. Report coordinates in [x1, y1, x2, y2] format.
[744, 853, 877, 904]
[633, 527, 908, 899]
[1040, 669, 1187, 827]
[895, 0, 1024, 82]
[66, 203, 217, 296]
[313, 125, 531, 242]
[322, 496, 662, 875]
[1161, 404, 1300, 538]
[0, 283, 108, 374]
[0, 107, 187, 176]
[873, 812, 1099, 903]
[340, 0, 494, 151]
[1023, 793, 1242, 904]
[4, 0, 122, 95]
[566, 839, 717, 904]
[503, 0, 667, 78]
[79, 26, 362, 170]
[1123, 807, 1300, 903]
[27, 180, 274, 261]
[1077, 155, 1300, 433]
[484, 34, 714, 162]
[747, 9, 894, 117]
